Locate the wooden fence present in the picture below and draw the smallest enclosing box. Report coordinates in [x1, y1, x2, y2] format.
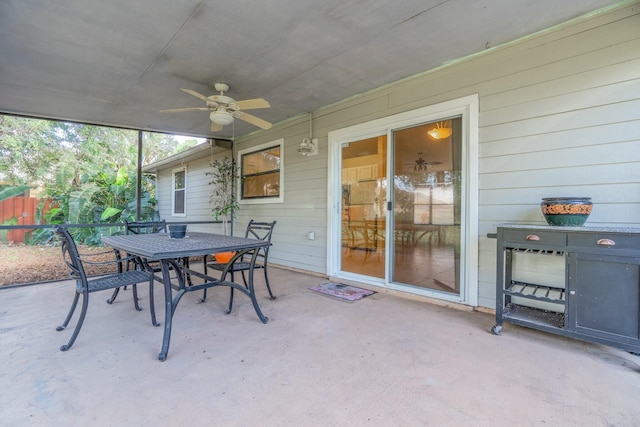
[0, 197, 48, 243]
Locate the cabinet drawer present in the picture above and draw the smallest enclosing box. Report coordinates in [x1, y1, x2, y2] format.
[502, 229, 566, 247]
[568, 233, 640, 251]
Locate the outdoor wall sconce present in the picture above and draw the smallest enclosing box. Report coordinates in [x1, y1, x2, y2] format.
[298, 112, 318, 156]
[298, 137, 318, 156]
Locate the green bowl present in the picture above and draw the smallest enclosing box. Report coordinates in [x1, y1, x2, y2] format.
[541, 197, 592, 227]
[542, 213, 590, 227]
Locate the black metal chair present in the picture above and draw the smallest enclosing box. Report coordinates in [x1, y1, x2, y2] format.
[124, 220, 167, 235]
[107, 220, 166, 306]
[53, 225, 154, 351]
[202, 220, 277, 312]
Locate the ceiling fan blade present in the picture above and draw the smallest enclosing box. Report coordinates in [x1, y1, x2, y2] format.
[232, 98, 270, 110]
[180, 88, 211, 102]
[160, 107, 209, 113]
[236, 112, 272, 130]
[210, 122, 223, 132]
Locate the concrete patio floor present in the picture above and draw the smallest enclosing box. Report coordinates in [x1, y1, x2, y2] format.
[1, 266, 639, 426]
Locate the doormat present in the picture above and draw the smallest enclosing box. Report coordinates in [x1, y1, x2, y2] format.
[309, 282, 375, 302]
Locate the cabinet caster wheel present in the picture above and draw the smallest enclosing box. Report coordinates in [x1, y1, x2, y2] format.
[491, 325, 502, 335]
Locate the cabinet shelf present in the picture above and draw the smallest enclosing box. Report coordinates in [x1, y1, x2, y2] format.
[510, 248, 565, 256]
[505, 281, 565, 304]
[503, 304, 565, 330]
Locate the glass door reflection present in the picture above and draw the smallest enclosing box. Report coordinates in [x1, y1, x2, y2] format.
[340, 136, 387, 278]
[391, 119, 461, 295]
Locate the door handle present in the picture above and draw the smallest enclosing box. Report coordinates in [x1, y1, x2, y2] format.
[525, 234, 540, 241]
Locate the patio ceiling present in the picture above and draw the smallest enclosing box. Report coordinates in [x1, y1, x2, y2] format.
[0, 0, 625, 139]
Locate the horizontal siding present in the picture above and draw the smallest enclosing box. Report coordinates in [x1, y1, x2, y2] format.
[481, 77, 640, 128]
[481, 120, 640, 157]
[481, 46, 640, 113]
[259, 5, 640, 305]
[474, 7, 640, 312]
[480, 98, 640, 142]
[152, 4, 640, 307]
[481, 182, 640, 205]
[156, 152, 232, 225]
[482, 141, 640, 174]
[231, 118, 329, 274]
[481, 162, 640, 189]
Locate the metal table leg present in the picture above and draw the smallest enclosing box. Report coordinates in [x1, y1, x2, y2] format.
[158, 259, 174, 362]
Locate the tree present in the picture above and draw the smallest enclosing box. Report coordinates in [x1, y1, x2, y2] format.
[0, 114, 194, 244]
[0, 115, 60, 185]
[0, 116, 187, 188]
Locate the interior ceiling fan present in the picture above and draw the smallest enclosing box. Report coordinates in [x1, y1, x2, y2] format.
[161, 83, 272, 132]
[404, 152, 442, 172]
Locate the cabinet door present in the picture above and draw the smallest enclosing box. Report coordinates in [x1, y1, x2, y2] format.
[570, 253, 640, 342]
[356, 165, 373, 181]
[342, 168, 357, 184]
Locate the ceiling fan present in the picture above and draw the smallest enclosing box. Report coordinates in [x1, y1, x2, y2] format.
[404, 152, 442, 172]
[161, 83, 272, 132]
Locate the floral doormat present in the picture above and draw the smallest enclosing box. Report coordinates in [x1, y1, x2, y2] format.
[309, 282, 376, 302]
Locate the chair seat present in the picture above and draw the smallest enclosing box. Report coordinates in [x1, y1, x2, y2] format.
[206, 261, 264, 273]
[80, 270, 152, 293]
[201, 219, 276, 310]
[53, 225, 155, 352]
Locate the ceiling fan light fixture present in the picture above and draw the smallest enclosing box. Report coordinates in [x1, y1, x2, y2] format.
[164, 84, 272, 131]
[427, 121, 452, 140]
[210, 110, 234, 126]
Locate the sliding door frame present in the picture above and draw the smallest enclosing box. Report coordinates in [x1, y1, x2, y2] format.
[327, 94, 479, 306]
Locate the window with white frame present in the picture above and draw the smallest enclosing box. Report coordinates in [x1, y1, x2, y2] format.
[238, 139, 284, 204]
[172, 166, 186, 216]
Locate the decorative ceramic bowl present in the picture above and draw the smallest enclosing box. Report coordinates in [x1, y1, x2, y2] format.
[541, 197, 592, 226]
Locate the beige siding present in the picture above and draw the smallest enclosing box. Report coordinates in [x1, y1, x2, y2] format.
[235, 119, 330, 273]
[156, 152, 230, 234]
[158, 4, 640, 308]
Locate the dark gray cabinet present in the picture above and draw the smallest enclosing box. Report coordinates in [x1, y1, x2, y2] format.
[492, 225, 640, 353]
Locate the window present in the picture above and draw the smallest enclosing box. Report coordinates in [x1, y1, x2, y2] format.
[238, 139, 284, 204]
[414, 182, 455, 225]
[172, 167, 186, 216]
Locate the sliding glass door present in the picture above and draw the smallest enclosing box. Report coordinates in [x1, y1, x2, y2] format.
[390, 118, 461, 294]
[340, 136, 387, 279]
[330, 96, 478, 305]
[337, 119, 461, 295]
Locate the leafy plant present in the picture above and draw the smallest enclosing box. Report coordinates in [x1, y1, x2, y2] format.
[207, 156, 239, 235]
[0, 185, 33, 201]
[0, 217, 17, 243]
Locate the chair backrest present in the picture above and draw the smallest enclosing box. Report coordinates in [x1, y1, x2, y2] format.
[244, 220, 277, 261]
[53, 226, 88, 283]
[245, 220, 277, 242]
[125, 220, 167, 235]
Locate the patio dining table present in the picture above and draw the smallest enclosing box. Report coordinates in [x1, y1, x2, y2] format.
[102, 232, 271, 361]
